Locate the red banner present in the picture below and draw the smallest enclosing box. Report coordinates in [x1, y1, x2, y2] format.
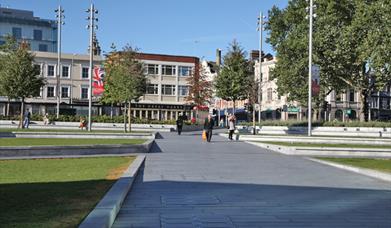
[92, 67, 105, 96]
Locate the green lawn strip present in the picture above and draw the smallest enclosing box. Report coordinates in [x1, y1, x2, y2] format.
[315, 157, 391, 173]
[259, 141, 391, 149]
[0, 138, 146, 147]
[0, 128, 150, 134]
[0, 156, 135, 227]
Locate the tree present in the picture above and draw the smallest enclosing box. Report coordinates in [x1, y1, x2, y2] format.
[0, 38, 45, 127]
[214, 40, 252, 113]
[102, 45, 147, 132]
[186, 62, 213, 106]
[266, 0, 390, 121]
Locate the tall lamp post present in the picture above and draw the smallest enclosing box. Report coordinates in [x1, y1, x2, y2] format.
[55, 6, 64, 118]
[86, 4, 98, 132]
[257, 12, 267, 126]
[306, 0, 316, 136]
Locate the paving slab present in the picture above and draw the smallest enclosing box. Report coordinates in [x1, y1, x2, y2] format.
[112, 131, 391, 228]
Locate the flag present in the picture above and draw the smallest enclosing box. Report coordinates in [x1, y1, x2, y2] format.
[93, 67, 105, 96]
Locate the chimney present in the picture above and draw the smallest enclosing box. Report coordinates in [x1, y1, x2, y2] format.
[216, 49, 221, 67]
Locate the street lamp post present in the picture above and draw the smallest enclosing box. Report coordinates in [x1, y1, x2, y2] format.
[86, 4, 98, 132]
[307, 0, 316, 136]
[55, 6, 64, 118]
[257, 12, 266, 126]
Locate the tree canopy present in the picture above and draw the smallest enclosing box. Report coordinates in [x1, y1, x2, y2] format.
[266, 0, 390, 120]
[214, 40, 252, 111]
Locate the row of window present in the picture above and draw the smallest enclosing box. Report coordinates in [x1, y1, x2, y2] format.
[145, 64, 192, 77]
[146, 84, 189, 96]
[35, 64, 90, 79]
[12, 27, 43, 41]
[43, 84, 189, 99]
[45, 86, 89, 99]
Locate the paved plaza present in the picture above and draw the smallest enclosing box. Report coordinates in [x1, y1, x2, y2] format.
[113, 131, 391, 228]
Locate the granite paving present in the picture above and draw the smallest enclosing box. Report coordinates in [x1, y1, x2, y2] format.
[112, 131, 391, 228]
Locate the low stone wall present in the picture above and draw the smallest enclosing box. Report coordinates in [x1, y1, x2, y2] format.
[236, 125, 391, 138]
[0, 131, 154, 139]
[247, 141, 391, 158]
[236, 135, 391, 146]
[0, 139, 154, 158]
[0, 120, 175, 132]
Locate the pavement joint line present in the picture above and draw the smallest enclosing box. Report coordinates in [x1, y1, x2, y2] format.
[306, 157, 391, 183]
[79, 154, 146, 228]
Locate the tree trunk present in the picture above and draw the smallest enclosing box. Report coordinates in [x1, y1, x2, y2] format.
[123, 103, 127, 133]
[252, 104, 256, 134]
[19, 98, 24, 129]
[128, 101, 132, 132]
[359, 89, 368, 122]
[110, 103, 113, 119]
[6, 98, 10, 116]
[233, 100, 236, 116]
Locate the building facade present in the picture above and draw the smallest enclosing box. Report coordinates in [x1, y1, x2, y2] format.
[0, 6, 57, 52]
[0, 52, 199, 121]
[254, 58, 391, 121]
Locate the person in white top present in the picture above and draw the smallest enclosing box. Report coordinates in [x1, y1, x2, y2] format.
[228, 115, 236, 140]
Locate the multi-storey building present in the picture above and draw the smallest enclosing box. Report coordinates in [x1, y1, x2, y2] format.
[0, 6, 57, 52]
[253, 57, 391, 121]
[0, 52, 199, 121]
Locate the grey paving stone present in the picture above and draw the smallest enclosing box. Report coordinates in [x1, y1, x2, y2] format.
[112, 131, 391, 228]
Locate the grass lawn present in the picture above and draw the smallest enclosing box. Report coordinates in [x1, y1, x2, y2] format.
[0, 138, 146, 147]
[316, 157, 391, 173]
[0, 156, 135, 227]
[260, 141, 391, 149]
[0, 128, 150, 134]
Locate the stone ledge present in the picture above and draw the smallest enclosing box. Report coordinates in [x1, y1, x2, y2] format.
[79, 155, 146, 228]
[0, 139, 154, 157]
[306, 158, 391, 182]
[246, 141, 391, 158]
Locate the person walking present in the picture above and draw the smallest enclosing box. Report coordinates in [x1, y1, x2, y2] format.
[228, 115, 236, 140]
[176, 115, 184, 135]
[203, 114, 215, 142]
[23, 109, 31, 128]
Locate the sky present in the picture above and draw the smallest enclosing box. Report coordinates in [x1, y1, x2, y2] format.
[0, 0, 288, 61]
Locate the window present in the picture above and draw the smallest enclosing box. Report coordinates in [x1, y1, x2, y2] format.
[47, 65, 55, 77]
[146, 64, 158, 75]
[267, 88, 273, 101]
[146, 84, 158, 95]
[62, 66, 69, 78]
[336, 93, 342, 102]
[82, 67, 89, 79]
[349, 90, 355, 102]
[81, 87, 89, 99]
[47, 86, 55, 98]
[178, 66, 192, 77]
[12, 27, 22, 39]
[33, 30, 42, 40]
[162, 65, 176, 76]
[178, 85, 189, 96]
[61, 86, 70, 98]
[33, 64, 41, 75]
[161, 85, 176, 95]
[38, 44, 47, 52]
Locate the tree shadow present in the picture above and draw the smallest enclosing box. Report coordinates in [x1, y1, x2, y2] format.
[0, 179, 116, 227]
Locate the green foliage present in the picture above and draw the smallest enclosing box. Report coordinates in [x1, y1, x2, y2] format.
[0, 38, 45, 100]
[266, 0, 390, 120]
[214, 40, 253, 105]
[102, 45, 146, 104]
